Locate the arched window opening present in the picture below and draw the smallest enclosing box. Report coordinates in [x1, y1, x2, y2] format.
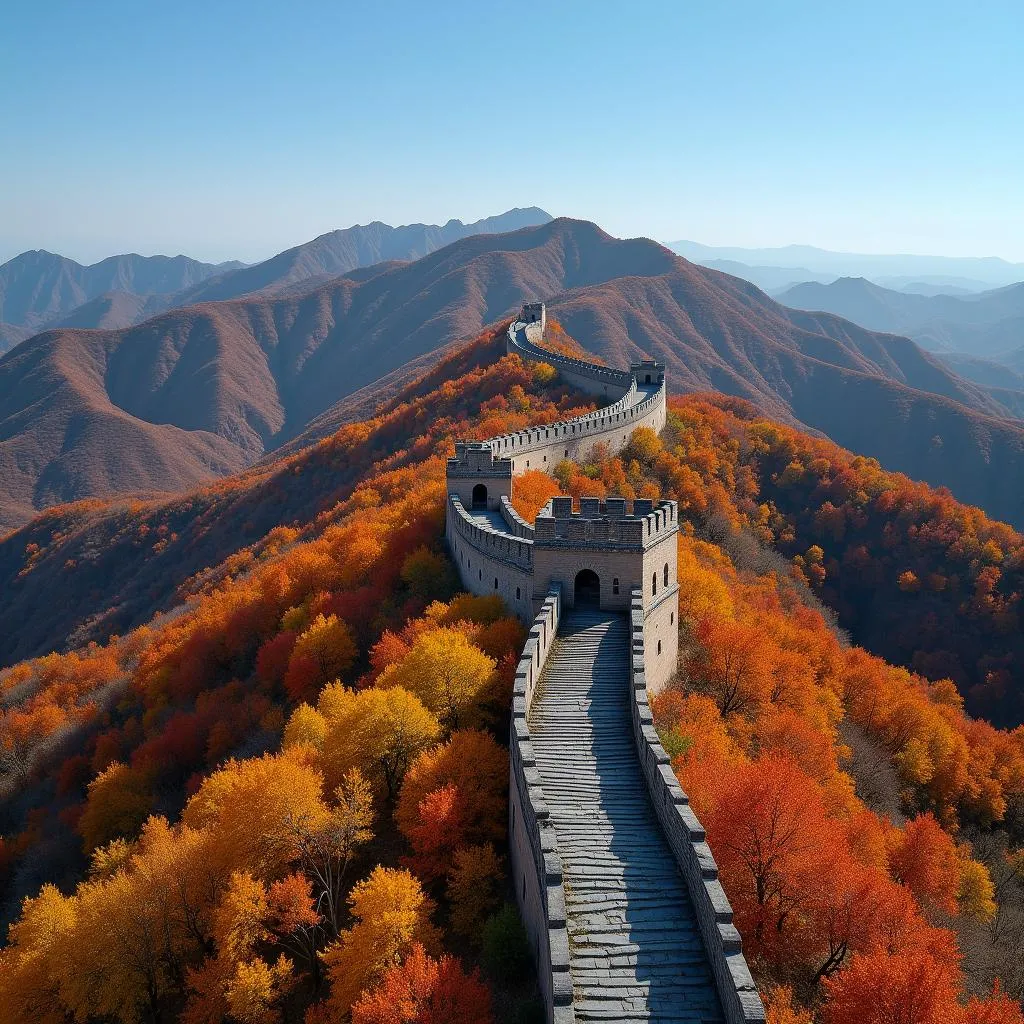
[471, 483, 488, 510]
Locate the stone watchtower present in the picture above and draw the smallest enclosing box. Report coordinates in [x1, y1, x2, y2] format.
[532, 496, 679, 693]
[446, 441, 511, 512]
[521, 302, 546, 332]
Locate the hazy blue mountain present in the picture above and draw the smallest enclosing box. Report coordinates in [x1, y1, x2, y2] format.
[775, 277, 1024, 359]
[875, 277, 987, 296]
[1, 209, 552, 344]
[700, 259, 837, 294]
[0, 251, 245, 334]
[166, 207, 553, 306]
[671, 239, 1024, 290]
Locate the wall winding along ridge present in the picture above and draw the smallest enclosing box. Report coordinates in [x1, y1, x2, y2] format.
[445, 307, 764, 1023]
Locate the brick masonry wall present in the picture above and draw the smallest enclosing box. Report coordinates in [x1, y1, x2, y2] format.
[508, 586, 576, 1024]
[628, 588, 767, 1023]
[446, 495, 534, 620]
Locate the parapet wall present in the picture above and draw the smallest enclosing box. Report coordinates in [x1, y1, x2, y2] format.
[446, 495, 534, 620]
[508, 586, 575, 1024]
[511, 318, 633, 397]
[628, 588, 767, 1023]
[534, 496, 679, 549]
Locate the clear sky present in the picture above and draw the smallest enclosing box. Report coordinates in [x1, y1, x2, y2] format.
[2, 0, 1022, 265]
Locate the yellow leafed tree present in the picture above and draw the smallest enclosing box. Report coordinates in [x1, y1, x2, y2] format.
[377, 627, 496, 728]
[318, 866, 440, 1015]
[319, 683, 440, 798]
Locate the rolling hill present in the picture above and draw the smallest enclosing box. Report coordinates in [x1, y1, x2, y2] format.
[4, 218, 1024, 538]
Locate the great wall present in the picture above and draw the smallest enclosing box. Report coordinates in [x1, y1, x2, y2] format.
[445, 306, 766, 1023]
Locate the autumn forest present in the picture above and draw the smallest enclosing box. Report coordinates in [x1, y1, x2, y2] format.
[2, 321, 1024, 1024]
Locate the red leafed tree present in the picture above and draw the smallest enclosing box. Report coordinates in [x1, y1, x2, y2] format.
[962, 982, 1024, 1024]
[821, 948, 962, 1024]
[402, 784, 467, 881]
[888, 813, 961, 916]
[350, 943, 493, 1024]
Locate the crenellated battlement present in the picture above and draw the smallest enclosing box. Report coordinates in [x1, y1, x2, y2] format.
[533, 497, 679, 550]
[446, 441, 514, 478]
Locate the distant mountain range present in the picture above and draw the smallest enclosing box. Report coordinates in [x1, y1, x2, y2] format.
[4, 217, 1024, 533]
[0, 252, 245, 343]
[775, 277, 1024, 365]
[0, 208, 552, 353]
[670, 239, 1024, 292]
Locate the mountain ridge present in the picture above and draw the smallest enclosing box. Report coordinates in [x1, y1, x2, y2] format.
[3, 217, 1024, 534]
[776, 276, 1024, 360]
[0, 208, 553, 342]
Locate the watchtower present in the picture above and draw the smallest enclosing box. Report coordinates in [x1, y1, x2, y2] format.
[520, 302, 546, 332]
[445, 442, 512, 512]
[630, 358, 666, 387]
[532, 496, 679, 693]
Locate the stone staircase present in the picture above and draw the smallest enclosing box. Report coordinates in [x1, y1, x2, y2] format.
[529, 608, 725, 1023]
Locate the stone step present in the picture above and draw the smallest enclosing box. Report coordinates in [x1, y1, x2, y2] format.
[530, 609, 723, 1022]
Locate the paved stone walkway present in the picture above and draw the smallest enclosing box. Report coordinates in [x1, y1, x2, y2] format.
[530, 608, 724, 1023]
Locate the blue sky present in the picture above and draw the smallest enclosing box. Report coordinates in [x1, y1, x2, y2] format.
[2, 0, 1022, 264]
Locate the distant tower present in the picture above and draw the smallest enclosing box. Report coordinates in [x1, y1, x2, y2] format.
[520, 302, 546, 332]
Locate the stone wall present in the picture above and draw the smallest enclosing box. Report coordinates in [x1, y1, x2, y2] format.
[511, 318, 633, 399]
[627, 588, 767, 1023]
[499, 495, 536, 538]
[445, 306, 763, 1021]
[508, 586, 575, 1024]
[446, 495, 534, 620]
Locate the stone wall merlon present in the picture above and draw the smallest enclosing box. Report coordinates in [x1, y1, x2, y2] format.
[486, 380, 643, 458]
[510, 319, 634, 390]
[484, 385, 664, 463]
[534, 499, 678, 550]
[627, 587, 766, 1024]
[446, 442, 513, 479]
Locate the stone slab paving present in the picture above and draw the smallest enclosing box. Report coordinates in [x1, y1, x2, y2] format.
[530, 607, 724, 1023]
[467, 506, 512, 532]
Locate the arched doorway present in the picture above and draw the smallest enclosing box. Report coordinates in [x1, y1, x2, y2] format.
[574, 569, 600, 607]
[471, 483, 488, 510]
